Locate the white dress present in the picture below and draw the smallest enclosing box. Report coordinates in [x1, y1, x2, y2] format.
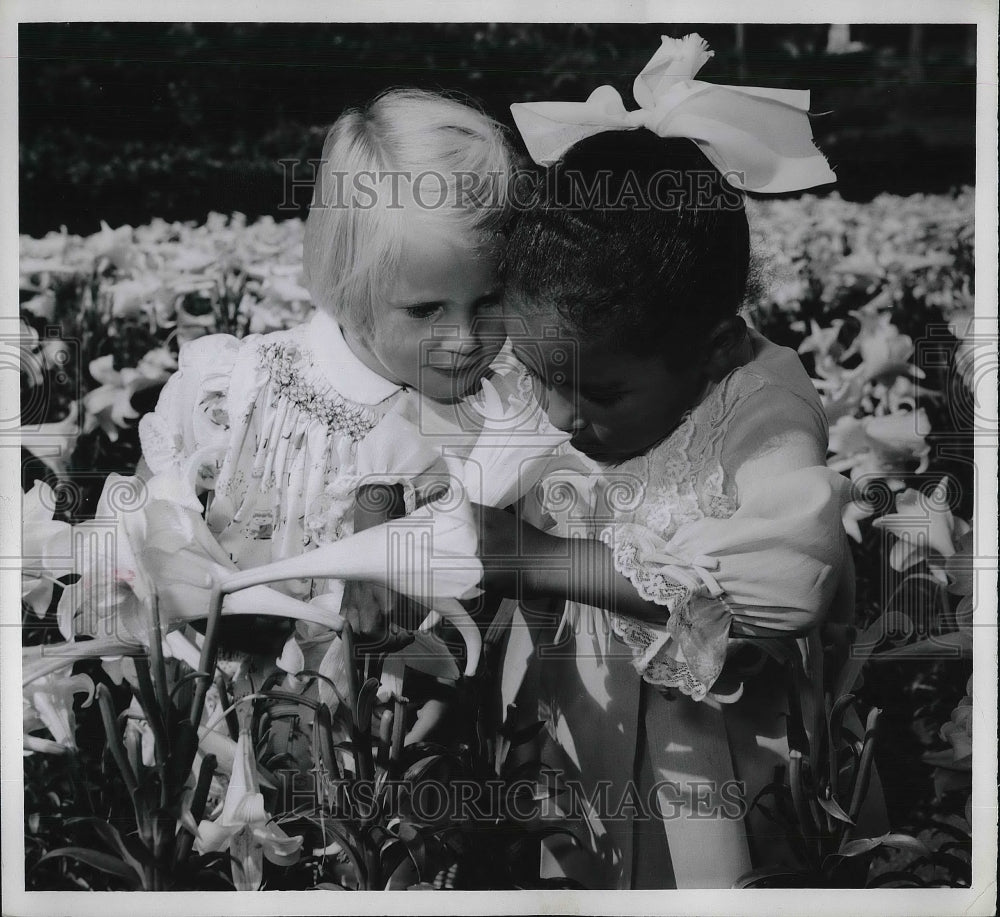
[139, 308, 481, 610]
[501, 329, 867, 888]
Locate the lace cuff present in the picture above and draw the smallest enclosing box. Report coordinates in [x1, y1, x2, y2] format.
[600, 522, 697, 608]
[601, 523, 733, 701]
[607, 598, 733, 702]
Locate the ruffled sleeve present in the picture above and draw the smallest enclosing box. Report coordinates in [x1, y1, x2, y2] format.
[601, 378, 849, 701]
[603, 464, 849, 699]
[138, 334, 244, 488]
[352, 404, 456, 514]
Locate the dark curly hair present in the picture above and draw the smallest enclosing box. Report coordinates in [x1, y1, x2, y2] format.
[501, 131, 751, 366]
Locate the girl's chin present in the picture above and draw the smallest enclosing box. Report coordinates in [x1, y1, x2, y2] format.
[571, 438, 649, 465]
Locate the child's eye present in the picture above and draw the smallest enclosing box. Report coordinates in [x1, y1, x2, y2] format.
[405, 304, 443, 320]
[475, 295, 501, 311]
[584, 391, 622, 408]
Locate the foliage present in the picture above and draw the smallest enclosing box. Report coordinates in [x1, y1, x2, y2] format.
[738, 186, 976, 888]
[20, 23, 975, 236]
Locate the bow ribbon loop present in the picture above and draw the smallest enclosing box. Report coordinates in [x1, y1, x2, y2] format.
[510, 33, 836, 194]
[645, 549, 725, 598]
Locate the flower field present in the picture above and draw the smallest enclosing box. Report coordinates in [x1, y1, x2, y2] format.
[17, 187, 978, 890]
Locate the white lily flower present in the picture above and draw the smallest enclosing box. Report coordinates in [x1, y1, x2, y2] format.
[194, 729, 303, 890]
[841, 498, 876, 544]
[827, 409, 931, 482]
[21, 481, 73, 618]
[59, 467, 339, 648]
[110, 275, 162, 319]
[850, 310, 925, 383]
[872, 478, 972, 578]
[275, 634, 305, 690]
[124, 696, 157, 767]
[948, 310, 977, 391]
[23, 670, 95, 754]
[83, 350, 176, 442]
[21, 290, 57, 320]
[462, 375, 570, 507]
[88, 220, 134, 269]
[20, 403, 81, 481]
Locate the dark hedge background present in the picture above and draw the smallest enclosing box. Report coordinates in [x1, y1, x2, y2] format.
[20, 22, 976, 237]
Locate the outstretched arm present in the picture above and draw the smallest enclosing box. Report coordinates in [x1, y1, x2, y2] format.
[474, 457, 849, 641]
[475, 503, 669, 622]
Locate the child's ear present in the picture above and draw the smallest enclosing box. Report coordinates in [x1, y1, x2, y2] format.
[703, 315, 749, 382]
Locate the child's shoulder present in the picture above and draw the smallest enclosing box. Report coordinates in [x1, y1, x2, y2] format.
[175, 329, 271, 374]
[730, 328, 825, 421]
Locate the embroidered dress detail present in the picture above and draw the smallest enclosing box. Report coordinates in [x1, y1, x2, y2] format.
[259, 341, 381, 442]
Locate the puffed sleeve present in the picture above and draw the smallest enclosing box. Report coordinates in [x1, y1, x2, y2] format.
[137, 334, 243, 487]
[601, 384, 849, 700]
[352, 403, 456, 515]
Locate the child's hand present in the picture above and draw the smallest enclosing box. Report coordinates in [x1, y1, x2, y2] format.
[341, 581, 418, 648]
[341, 580, 390, 641]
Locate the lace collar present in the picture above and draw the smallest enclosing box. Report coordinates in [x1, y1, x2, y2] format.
[292, 309, 403, 406]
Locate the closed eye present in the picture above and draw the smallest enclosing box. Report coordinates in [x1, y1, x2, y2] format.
[474, 293, 501, 311]
[583, 390, 624, 407]
[403, 302, 445, 320]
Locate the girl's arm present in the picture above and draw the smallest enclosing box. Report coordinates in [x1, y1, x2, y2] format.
[476, 504, 669, 622]
[475, 458, 849, 640]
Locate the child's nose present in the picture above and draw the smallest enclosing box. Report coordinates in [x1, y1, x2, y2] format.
[434, 321, 481, 356]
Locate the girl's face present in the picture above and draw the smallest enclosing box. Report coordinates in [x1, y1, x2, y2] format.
[344, 230, 505, 403]
[509, 310, 708, 464]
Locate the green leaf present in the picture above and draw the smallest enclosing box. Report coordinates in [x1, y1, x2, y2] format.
[398, 822, 427, 881]
[64, 816, 151, 881]
[37, 847, 143, 887]
[383, 850, 420, 890]
[733, 866, 810, 888]
[836, 837, 886, 858]
[879, 833, 932, 855]
[355, 677, 380, 731]
[834, 611, 912, 698]
[817, 795, 855, 825]
[403, 754, 447, 784]
[500, 759, 551, 782]
[875, 630, 972, 659]
[927, 817, 973, 841]
[317, 821, 366, 889]
[827, 831, 932, 874]
[400, 741, 451, 764]
[927, 851, 972, 881]
[865, 871, 927, 888]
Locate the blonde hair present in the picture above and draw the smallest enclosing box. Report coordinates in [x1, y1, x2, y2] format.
[303, 89, 514, 335]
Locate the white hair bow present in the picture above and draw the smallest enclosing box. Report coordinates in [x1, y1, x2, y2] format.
[510, 34, 836, 194]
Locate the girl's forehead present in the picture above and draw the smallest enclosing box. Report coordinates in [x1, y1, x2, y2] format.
[390, 230, 497, 298]
[507, 319, 641, 385]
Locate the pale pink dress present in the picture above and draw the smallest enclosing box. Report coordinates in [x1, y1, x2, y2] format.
[501, 329, 874, 888]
